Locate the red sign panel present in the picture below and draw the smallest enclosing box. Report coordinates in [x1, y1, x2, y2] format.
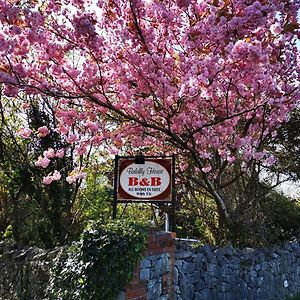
[117, 158, 172, 201]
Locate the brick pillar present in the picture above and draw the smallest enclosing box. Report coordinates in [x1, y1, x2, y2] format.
[123, 231, 176, 300]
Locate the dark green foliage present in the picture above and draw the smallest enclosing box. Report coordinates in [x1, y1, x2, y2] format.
[175, 193, 219, 245]
[230, 184, 300, 247]
[50, 220, 147, 300]
[270, 110, 300, 180]
[261, 191, 300, 242]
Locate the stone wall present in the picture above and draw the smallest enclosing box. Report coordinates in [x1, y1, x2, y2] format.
[0, 232, 176, 300]
[175, 239, 300, 300]
[1, 236, 300, 300]
[0, 241, 59, 300]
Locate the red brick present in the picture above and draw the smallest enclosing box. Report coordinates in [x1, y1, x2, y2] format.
[127, 281, 146, 290]
[125, 286, 147, 299]
[132, 294, 147, 300]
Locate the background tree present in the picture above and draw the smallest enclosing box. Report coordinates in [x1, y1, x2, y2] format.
[267, 109, 300, 182]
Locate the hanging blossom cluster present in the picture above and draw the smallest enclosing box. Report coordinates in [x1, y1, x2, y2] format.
[42, 170, 61, 185]
[0, 0, 298, 181]
[17, 125, 50, 139]
[35, 148, 65, 169]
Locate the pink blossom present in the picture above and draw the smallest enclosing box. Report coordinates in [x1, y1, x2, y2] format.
[42, 170, 61, 185]
[66, 175, 77, 184]
[0, 0, 298, 215]
[200, 152, 211, 159]
[109, 148, 119, 155]
[43, 148, 55, 158]
[55, 149, 65, 158]
[179, 162, 188, 172]
[177, 0, 191, 8]
[75, 145, 87, 156]
[67, 134, 79, 144]
[42, 175, 53, 185]
[201, 165, 212, 173]
[85, 121, 99, 132]
[76, 172, 87, 180]
[264, 155, 277, 167]
[66, 170, 86, 184]
[52, 170, 61, 181]
[35, 156, 51, 168]
[73, 14, 96, 37]
[37, 126, 50, 137]
[91, 135, 103, 145]
[21, 102, 31, 110]
[242, 149, 253, 162]
[218, 149, 227, 158]
[270, 23, 282, 35]
[254, 152, 266, 160]
[55, 125, 69, 135]
[227, 156, 236, 163]
[17, 128, 32, 139]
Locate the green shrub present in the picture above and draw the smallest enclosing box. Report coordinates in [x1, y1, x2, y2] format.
[262, 192, 300, 240]
[50, 219, 147, 300]
[230, 188, 300, 247]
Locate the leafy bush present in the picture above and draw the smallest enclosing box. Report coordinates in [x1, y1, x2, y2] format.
[50, 220, 147, 300]
[261, 191, 300, 242]
[230, 187, 300, 247]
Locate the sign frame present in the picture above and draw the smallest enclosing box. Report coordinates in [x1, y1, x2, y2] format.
[112, 154, 176, 230]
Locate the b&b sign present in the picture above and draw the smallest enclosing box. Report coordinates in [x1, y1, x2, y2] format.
[116, 157, 173, 202]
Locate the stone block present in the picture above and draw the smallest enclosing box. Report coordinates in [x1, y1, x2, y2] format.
[221, 282, 232, 293]
[140, 268, 151, 281]
[187, 270, 201, 284]
[147, 279, 162, 300]
[151, 258, 163, 278]
[174, 293, 183, 300]
[140, 257, 152, 269]
[194, 253, 206, 266]
[194, 278, 205, 291]
[256, 287, 267, 300]
[257, 276, 264, 287]
[201, 245, 215, 262]
[175, 251, 193, 260]
[174, 266, 179, 285]
[203, 273, 212, 288]
[250, 270, 257, 278]
[161, 253, 170, 274]
[181, 284, 194, 300]
[182, 262, 195, 274]
[198, 288, 211, 300]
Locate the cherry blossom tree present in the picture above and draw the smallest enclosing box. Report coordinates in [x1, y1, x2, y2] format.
[0, 0, 299, 226]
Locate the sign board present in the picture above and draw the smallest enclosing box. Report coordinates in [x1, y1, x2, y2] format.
[118, 159, 172, 201]
[112, 155, 176, 230]
[117, 158, 172, 202]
